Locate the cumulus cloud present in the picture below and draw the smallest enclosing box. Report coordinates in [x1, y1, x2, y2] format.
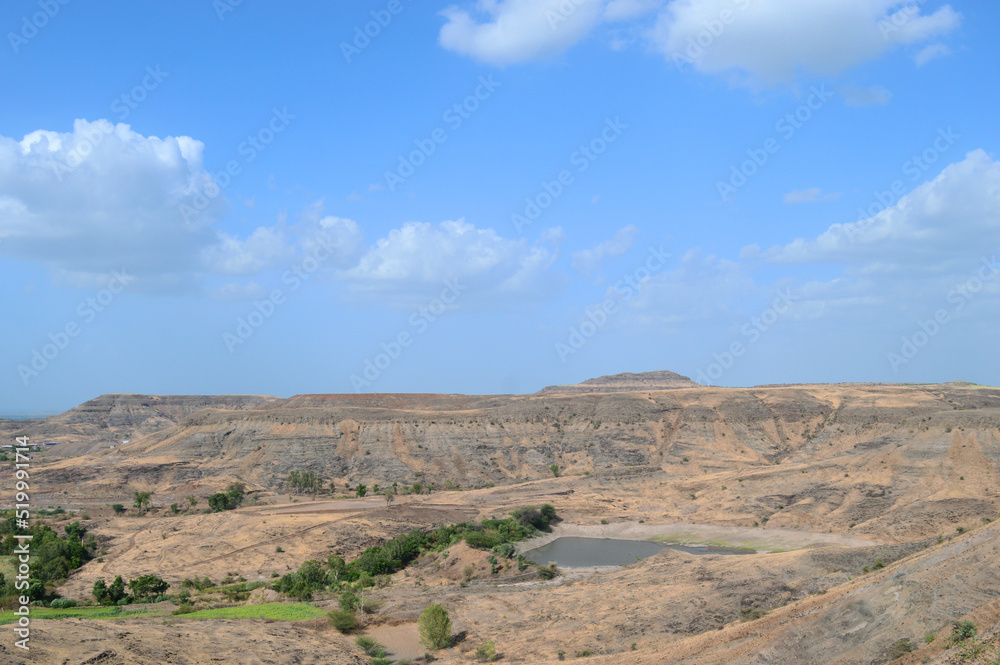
[761, 150, 1000, 277]
[340, 219, 564, 305]
[0, 120, 225, 289]
[439, 0, 607, 65]
[651, 0, 960, 83]
[571, 225, 639, 275]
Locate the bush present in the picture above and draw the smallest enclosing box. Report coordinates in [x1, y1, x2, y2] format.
[172, 602, 194, 615]
[537, 563, 559, 580]
[889, 639, 913, 659]
[49, 598, 77, 608]
[327, 609, 358, 634]
[111, 504, 126, 515]
[950, 619, 976, 644]
[355, 636, 385, 656]
[475, 639, 499, 662]
[418, 603, 452, 650]
[492, 543, 516, 559]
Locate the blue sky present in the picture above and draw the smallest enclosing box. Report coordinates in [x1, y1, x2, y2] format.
[1, 0, 997, 413]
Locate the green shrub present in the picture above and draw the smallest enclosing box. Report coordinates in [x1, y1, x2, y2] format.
[537, 563, 559, 580]
[418, 603, 452, 650]
[327, 609, 357, 634]
[354, 636, 384, 656]
[49, 598, 77, 608]
[888, 638, 913, 659]
[172, 602, 194, 615]
[949, 619, 976, 644]
[475, 639, 499, 662]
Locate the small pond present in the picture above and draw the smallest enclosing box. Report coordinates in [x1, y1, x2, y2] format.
[522, 537, 755, 568]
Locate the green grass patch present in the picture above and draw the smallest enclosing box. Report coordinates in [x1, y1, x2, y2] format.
[179, 602, 327, 621]
[0, 606, 154, 625]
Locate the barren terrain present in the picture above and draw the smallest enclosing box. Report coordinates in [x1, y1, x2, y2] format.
[3, 374, 1000, 664]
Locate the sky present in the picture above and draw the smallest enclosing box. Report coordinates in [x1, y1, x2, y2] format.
[0, 0, 997, 413]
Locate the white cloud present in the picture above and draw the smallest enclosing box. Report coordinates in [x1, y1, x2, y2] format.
[652, 0, 961, 83]
[571, 225, 639, 275]
[340, 219, 564, 305]
[761, 150, 1000, 277]
[0, 120, 222, 290]
[837, 84, 893, 107]
[439, 0, 607, 65]
[202, 226, 295, 276]
[783, 188, 842, 204]
[914, 42, 950, 66]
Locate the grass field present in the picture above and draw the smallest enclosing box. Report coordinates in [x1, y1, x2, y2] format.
[0, 602, 326, 625]
[0, 606, 153, 625]
[179, 602, 328, 621]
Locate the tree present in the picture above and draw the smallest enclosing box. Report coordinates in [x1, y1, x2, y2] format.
[384, 489, 396, 507]
[328, 609, 357, 634]
[129, 574, 169, 599]
[418, 603, 452, 650]
[372, 484, 380, 494]
[111, 504, 126, 515]
[327, 554, 347, 582]
[550, 464, 560, 477]
[356, 484, 367, 498]
[133, 491, 151, 514]
[108, 575, 128, 604]
[92, 579, 108, 604]
[186, 495, 197, 507]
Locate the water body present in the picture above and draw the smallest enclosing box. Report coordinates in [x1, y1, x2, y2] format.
[522, 537, 755, 568]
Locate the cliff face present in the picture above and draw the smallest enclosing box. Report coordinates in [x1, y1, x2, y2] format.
[37, 383, 1000, 540]
[0, 394, 276, 454]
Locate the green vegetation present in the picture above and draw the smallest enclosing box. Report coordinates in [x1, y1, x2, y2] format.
[328, 608, 358, 633]
[0, 605, 152, 625]
[476, 639, 499, 662]
[418, 603, 452, 650]
[133, 491, 152, 514]
[888, 638, 913, 659]
[0, 514, 94, 605]
[208, 482, 246, 512]
[550, 464, 560, 477]
[181, 602, 327, 621]
[355, 635, 387, 657]
[111, 503, 126, 515]
[950, 619, 977, 644]
[286, 470, 324, 493]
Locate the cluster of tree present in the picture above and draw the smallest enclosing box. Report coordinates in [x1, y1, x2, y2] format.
[133, 491, 152, 514]
[286, 470, 324, 493]
[270, 505, 560, 601]
[92, 574, 169, 605]
[0, 514, 94, 604]
[208, 482, 246, 512]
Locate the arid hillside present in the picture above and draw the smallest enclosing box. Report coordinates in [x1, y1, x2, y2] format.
[4, 377, 1000, 665]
